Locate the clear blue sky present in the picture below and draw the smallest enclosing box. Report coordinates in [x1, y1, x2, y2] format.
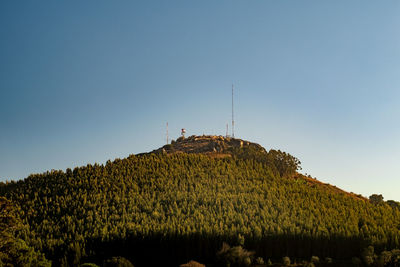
[1, 1, 399, 201]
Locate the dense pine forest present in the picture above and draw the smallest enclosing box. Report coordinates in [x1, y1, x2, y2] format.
[1, 136, 400, 266]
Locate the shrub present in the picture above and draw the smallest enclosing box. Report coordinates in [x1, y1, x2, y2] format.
[391, 249, 400, 263]
[369, 194, 384, 205]
[362, 246, 376, 266]
[179, 260, 205, 267]
[377, 251, 392, 266]
[255, 257, 264, 265]
[104, 256, 134, 267]
[282, 256, 290, 266]
[216, 242, 255, 267]
[324, 257, 333, 264]
[310, 256, 319, 264]
[243, 257, 251, 266]
[237, 234, 245, 246]
[164, 144, 172, 149]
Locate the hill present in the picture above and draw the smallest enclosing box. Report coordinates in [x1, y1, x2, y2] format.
[1, 136, 400, 266]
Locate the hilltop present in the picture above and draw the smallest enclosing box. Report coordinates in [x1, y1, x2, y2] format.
[152, 135, 266, 156]
[1, 136, 400, 266]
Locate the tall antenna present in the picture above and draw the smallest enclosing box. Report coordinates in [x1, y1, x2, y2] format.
[232, 84, 235, 138]
[166, 122, 169, 144]
[226, 123, 229, 137]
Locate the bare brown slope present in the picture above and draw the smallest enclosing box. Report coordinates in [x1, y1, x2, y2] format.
[293, 173, 368, 201]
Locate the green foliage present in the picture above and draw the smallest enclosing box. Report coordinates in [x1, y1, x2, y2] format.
[104, 256, 134, 267]
[0, 197, 51, 267]
[324, 257, 332, 264]
[237, 234, 245, 247]
[282, 256, 291, 266]
[255, 256, 264, 265]
[362, 246, 376, 266]
[243, 256, 251, 266]
[0, 152, 399, 265]
[377, 250, 392, 266]
[310, 255, 319, 264]
[179, 260, 205, 267]
[164, 144, 173, 150]
[369, 194, 384, 205]
[387, 200, 400, 211]
[217, 243, 254, 267]
[80, 263, 100, 267]
[229, 147, 301, 178]
[391, 249, 400, 265]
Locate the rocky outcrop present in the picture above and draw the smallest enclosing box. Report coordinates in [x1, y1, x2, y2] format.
[152, 135, 267, 155]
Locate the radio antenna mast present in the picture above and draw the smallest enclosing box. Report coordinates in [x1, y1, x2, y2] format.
[232, 84, 235, 138]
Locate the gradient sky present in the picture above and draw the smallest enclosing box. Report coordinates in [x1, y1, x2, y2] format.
[1, 1, 399, 201]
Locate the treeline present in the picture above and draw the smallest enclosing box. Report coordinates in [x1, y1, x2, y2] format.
[0, 151, 400, 266]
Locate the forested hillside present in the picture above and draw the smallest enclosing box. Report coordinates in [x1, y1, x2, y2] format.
[1, 136, 400, 266]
